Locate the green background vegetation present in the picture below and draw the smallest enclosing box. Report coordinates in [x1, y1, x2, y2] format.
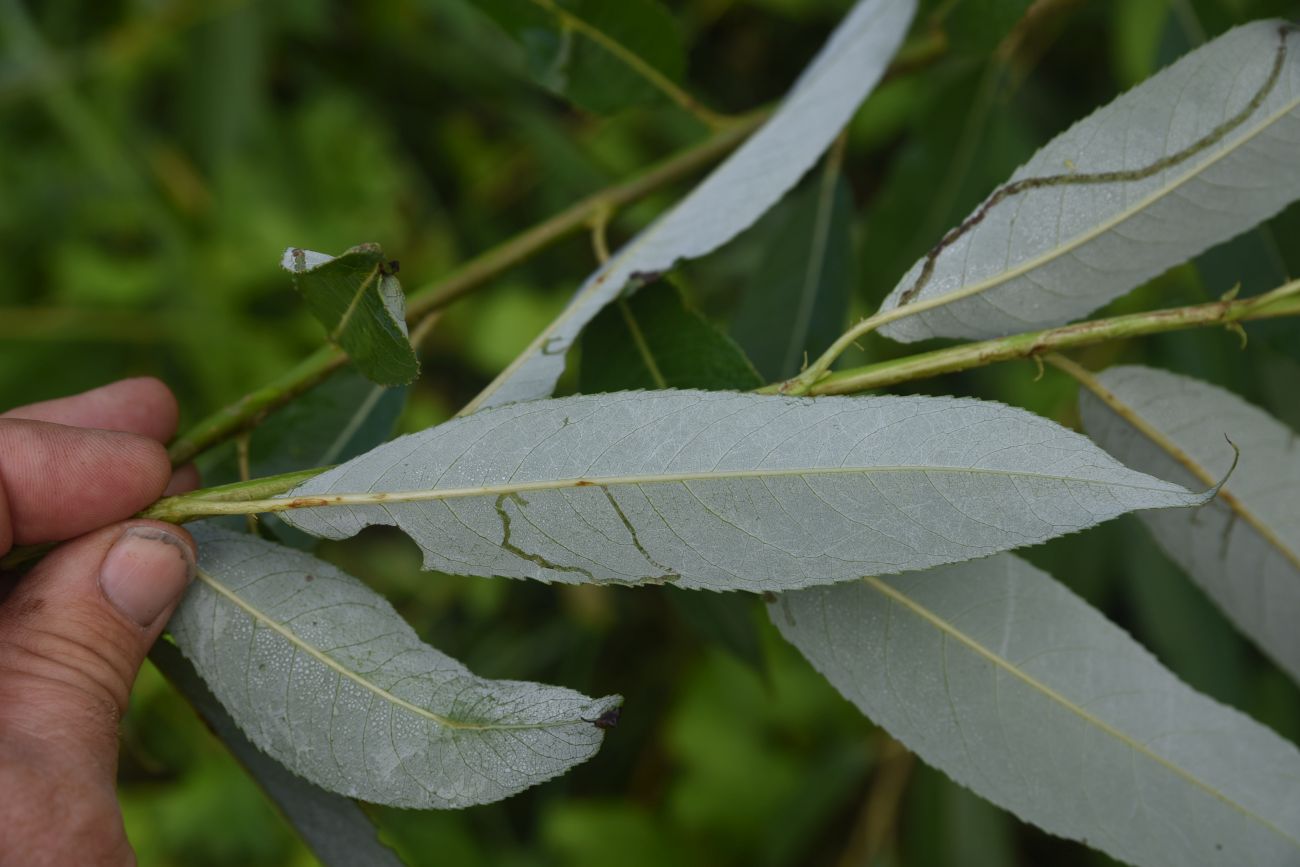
[2, 0, 1299, 864]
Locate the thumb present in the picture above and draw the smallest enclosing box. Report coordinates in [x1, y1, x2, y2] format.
[0, 520, 195, 764]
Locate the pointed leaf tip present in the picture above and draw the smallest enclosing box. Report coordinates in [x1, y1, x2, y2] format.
[279, 390, 1207, 592]
[1080, 365, 1300, 685]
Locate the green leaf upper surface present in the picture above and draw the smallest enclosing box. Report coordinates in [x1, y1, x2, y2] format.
[149, 642, 405, 867]
[203, 366, 407, 485]
[875, 20, 1300, 342]
[578, 281, 762, 392]
[774, 554, 1300, 866]
[281, 390, 1208, 592]
[1079, 364, 1300, 685]
[731, 168, 855, 381]
[466, 0, 916, 412]
[170, 525, 620, 809]
[282, 244, 419, 386]
[473, 0, 686, 114]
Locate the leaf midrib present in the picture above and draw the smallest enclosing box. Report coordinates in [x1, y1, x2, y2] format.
[329, 265, 382, 344]
[782, 160, 841, 376]
[862, 574, 1300, 849]
[194, 566, 598, 733]
[286, 463, 1198, 507]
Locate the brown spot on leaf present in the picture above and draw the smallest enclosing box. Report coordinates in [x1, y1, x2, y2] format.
[584, 707, 622, 730]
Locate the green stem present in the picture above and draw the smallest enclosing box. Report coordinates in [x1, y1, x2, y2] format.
[166, 114, 764, 467]
[0, 468, 325, 571]
[771, 280, 1300, 397]
[140, 469, 325, 524]
[128, 281, 1300, 526]
[168, 345, 346, 466]
[182, 467, 330, 504]
[403, 112, 761, 320]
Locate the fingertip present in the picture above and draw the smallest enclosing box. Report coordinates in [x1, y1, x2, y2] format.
[98, 522, 197, 628]
[122, 433, 174, 499]
[119, 377, 181, 442]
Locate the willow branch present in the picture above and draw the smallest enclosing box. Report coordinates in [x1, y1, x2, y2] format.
[764, 280, 1300, 397]
[165, 114, 764, 467]
[108, 279, 1300, 532]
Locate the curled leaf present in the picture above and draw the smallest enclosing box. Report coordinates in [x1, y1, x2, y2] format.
[171, 525, 620, 808]
[282, 244, 419, 386]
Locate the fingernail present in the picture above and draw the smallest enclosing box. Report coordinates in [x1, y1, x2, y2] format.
[99, 526, 196, 627]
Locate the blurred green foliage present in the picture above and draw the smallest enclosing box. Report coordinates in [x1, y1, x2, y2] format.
[3, 0, 1299, 864]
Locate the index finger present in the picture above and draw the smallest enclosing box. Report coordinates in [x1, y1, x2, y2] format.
[0, 420, 172, 554]
[2, 378, 180, 444]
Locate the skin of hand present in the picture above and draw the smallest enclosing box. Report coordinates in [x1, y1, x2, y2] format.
[0, 378, 200, 867]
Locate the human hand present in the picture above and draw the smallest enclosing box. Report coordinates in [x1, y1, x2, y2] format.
[0, 378, 199, 867]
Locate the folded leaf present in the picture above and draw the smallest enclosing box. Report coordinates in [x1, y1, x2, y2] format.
[282, 244, 419, 386]
[774, 554, 1300, 866]
[1078, 364, 1300, 684]
[875, 20, 1300, 342]
[280, 390, 1209, 591]
[465, 0, 915, 412]
[170, 525, 620, 809]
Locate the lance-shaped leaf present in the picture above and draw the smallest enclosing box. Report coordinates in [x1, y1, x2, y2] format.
[731, 167, 856, 382]
[773, 554, 1300, 866]
[170, 525, 620, 809]
[149, 641, 405, 867]
[465, 0, 915, 412]
[1078, 364, 1300, 685]
[578, 281, 762, 392]
[282, 244, 419, 386]
[203, 366, 407, 484]
[279, 390, 1210, 592]
[874, 20, 1300, 343]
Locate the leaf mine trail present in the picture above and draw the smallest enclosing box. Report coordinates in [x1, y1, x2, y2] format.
[897, 24, 1295, 307]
